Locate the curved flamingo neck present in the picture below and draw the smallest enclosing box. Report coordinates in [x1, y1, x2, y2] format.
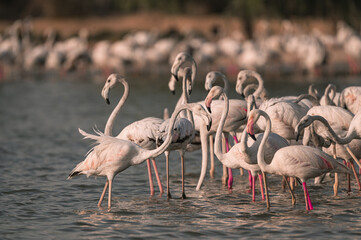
[104, 80, 129, 136]
[256, 110, 272, 172]
[214, 91, 229, 163]
[311, 115, 354, 144]
[138, 104, 194, 162]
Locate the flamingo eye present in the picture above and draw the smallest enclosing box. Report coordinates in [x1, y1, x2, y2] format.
[107, 79, 111, 83]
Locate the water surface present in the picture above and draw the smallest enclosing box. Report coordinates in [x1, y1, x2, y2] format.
[1, 73, 361, 239]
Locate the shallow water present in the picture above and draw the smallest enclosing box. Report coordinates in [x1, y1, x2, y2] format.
[1, 72, 361, 239]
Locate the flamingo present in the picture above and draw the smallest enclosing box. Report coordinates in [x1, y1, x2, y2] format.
[246, 109, 351, 210]
[295, 112, 361, 193]
[68, 102, 210, 209]
[157, 67, 212, 199]
[205, 86, 289, 204]
[235, 69, 268, 101]
[204, 71, 249, 189]
[294, 104, 357, 192]
[338, 86, 361, 114]
[320, 84, 340, 106]
[100, 74, 164, 196]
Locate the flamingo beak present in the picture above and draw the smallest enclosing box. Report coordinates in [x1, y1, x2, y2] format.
[172, 73, 179, 82]
[106, 98, 110, 104]
[296, 131, 300, 142]
[171, 90, 175, 95]
[249, 133, 257, 141]
[207, 119, 212, 131]
[207, 106, 211, 114]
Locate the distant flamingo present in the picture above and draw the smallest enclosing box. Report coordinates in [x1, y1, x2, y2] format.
[235, 69, 268, 100]
[246, 109, 351, 210]
[68, 103, 210, 209]
[338, 86, 361, 114]
[320, 84, 340, 106]
[205, 86, 289, 203]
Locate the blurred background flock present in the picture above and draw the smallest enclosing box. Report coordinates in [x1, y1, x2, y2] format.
[1, 0, 361, 81]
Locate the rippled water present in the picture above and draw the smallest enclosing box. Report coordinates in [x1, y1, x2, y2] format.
[1, 72, 361, 239]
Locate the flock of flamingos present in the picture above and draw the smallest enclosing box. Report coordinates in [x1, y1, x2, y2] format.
[67, 51, 361, 212]
[1, 19, 361, 78]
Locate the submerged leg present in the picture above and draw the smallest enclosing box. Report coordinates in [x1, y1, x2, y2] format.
[181, 152, 186, 199]
[98, 180, 109, 207]
[225, 137, 233, 189]
[151, 158, 164, 194]
[252, 175, 256, 202]
[209, 135, 215, 179]
[146, 159, 155, 196]
[302, 182, 313, 210]
[258, 173, 265, 201]
[165, 151, 172, 200]
[283, 176, 296, 206]
[108, 179, 113, 209]
[263, 172, 270, 209]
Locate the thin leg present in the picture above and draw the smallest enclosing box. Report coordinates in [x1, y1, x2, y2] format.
[221, 137, 228, 186]
[248, 171, 253, 191]
[333, 145, 339, 196]
[252, 175, 256, 202]
[108, 179, 113, 209]
[289, 177, 295, 191]
[302, 182, 313, 211]
[209, 135, 215, 178]
[347, 162, 351, 192]
[98, 180, 109, 207]
[283, 176, 296, 206]
[151, 158, 164, 194]
[262, 172, 270, 209]
[258, 173, 265, 201]
[165, 151, 172, 200]
[349, 160, 361, 191]
[181, 152, 186, 199]
[225, 137, 233, 189]
[146, 159, 155, 196]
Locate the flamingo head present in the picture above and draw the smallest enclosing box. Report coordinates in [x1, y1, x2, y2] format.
[295, 115, 314, 141]
[204, 86, 224, 114]
[101, 73, 126, 104]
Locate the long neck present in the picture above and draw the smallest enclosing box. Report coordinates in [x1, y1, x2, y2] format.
[324, 84, 336, 105]
[104, 81, 129, 136]
[313, 115, 354, 144]
[257, 111, 272, 171]
[138, 104, 191, 161]
[252, 72, 265, 99]
[214, 92, 228, 162]
[191, 59, 197, 88]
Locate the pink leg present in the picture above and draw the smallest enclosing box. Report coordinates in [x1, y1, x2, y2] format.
[302, 182, 313, 211]
[252, 175, 256, 202]
[233, 135, 239, 144]
[225, 137, 233, 189]
[146, 159, 155, 196]
[98, 180, 109, 207]
[258, 173, 265, 201]
[248, 171, 253, 190]
[151, 158, 164, 194]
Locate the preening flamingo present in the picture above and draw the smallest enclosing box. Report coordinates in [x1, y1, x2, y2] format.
[205, 86, 289, 203]
[246, 109, 351, 210]
[68, 103, 210, 209]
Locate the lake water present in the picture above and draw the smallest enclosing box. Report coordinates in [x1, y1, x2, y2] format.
[1, 72, 361, 239]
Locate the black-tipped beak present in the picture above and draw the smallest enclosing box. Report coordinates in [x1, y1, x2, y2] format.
[207, 120, 212, 131]
[172, 73, 179, 82]
[106, 98, 110, 104]
[188, 89, 192, 95]
[241, 93, 245, 98]
[248, 133, 257, 141]
[171, 90, 175, 95]
[207, 106, 211, 114]
[296, 132, 300, 142]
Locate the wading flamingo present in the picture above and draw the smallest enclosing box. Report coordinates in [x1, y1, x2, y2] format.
[101, 74, 164, 196]
[205, 87, 289, 204]
[68, 103, 210, 209]
[246, 109, 351, 211]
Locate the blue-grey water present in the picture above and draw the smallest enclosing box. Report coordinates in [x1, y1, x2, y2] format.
[1, 72, 361, 239]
